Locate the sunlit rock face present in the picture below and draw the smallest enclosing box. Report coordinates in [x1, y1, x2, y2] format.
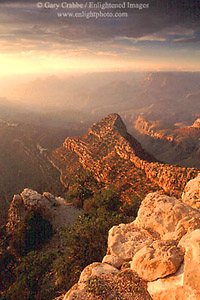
[148, 229, 200, 300]
[192, 118, 200, 128]
[182, 173, 200, 209]
[134, 192, 200, 241]
[51, 113, 198, 206]
[62, 174, 200, 300]
[132, 115, 200, 168]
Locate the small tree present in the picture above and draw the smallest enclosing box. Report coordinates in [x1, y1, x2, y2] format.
[83, 187, 122, 217]
[67, 168, 98, 208]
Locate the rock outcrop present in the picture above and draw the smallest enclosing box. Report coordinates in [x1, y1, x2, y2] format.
[78, 262, 118, 284]
[182, 173, 200, 209]
[134, 192, 200, 241]
[64, 265, 152, 300]
[7, 188, 81, 232]
[63, 174, 200, 300]
[0, 121, 64, 226]
[131, 239, 184, 281]
[148, 229, 200, 300]
[192, 118, 200, 128]
[51, 114, 198, 203]
[106, 223, 153, 262]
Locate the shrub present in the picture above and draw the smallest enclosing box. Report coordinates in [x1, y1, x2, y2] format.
[9, 211, 53, 256]
[2, 250, 56, 300]
[0, 249, 16, 291]
[83, 187, 121, 216]
[54, 212, 126, 291]
[122, 195, 141, 218]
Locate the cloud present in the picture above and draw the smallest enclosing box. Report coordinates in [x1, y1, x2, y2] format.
[173, 37, 200, 44]
[95, 51, 119, 57]
[0, 0, 200, 60]
[114, 25, 199, 46]
[0, 1, 199, 39]
[137, 36, 167, 42]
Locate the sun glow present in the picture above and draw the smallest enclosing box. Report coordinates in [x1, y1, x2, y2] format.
[1, 47, 200, 76]
[0, 53, 116, 75]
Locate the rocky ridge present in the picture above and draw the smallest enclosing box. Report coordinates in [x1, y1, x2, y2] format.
[51, 114, 198, 199]
[134, 116, 176, 142]
[132, 115, 200, 168]
[63, 173, 200, 300]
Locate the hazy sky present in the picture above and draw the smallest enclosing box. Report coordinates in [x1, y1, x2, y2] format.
[0, 0, 200, 75]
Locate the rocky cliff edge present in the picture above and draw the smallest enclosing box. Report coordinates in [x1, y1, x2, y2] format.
[7, 189, 81, 233]
[63, 174, 200, 300]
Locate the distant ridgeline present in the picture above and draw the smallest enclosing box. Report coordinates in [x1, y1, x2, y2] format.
[131, 115, 200, 168]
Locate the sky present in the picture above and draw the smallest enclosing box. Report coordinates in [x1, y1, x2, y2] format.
[0, 0, 200, 75]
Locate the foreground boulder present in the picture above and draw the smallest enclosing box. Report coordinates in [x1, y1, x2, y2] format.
[131, 239, 184, 281]
[62, 174, 200, 300]
[182, 173, 200, 209]
[133, 192, 200, 241]
[64, 266, 152, 300]
[106, 223, 153, 261]
[148, 229, 200, 299]
[78, 262, 118, 284]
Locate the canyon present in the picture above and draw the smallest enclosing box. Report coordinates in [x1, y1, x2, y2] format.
[131, 116, 200, 168]
[51, 113, 198, 201]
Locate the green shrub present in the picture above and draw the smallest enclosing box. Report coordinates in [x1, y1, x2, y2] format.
[122, 195, 141, 218]
[2, 250, 56, 300]
[0, 249, 16, 291]
[66, 168, 102, 208]
[54, 212, 126, 291]
[83, 187, 121, 216]
[9, 211, 53, 256]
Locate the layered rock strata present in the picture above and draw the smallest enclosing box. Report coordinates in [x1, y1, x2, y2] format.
[51, 114, 198, 201]
[133, 115, 200, 168]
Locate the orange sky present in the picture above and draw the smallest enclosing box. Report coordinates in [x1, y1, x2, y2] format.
[0, 0, 200, 75]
